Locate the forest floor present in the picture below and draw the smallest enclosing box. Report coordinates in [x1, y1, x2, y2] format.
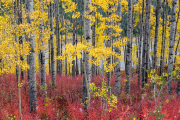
[0, 71, 180, 120]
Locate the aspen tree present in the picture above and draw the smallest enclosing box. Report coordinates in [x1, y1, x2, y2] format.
[137, 0, 144, 86]
[39, 0, 46, 97]
[26, 0, 37, 112]
[60, 1, 63, 75]
[65, 12, 68, 76]
[72, 0, 76, 77]
[153, 0, 161, 70]
[174, 0, 180, 63]
[106, 4, 112, 93]
[80, 0, 83, 76]
[92, 2, 96, 82]
[50, 1, 56, 86]
[82, 0, 91, 109]
[55, 0, 61, 75]
[126, 0, 132, 94]
[167, 0, 177, 94]
[75, 0, 79, 76]
[115, 1, 121, 95]
[142, 0, 150, 88]
[160, 0, 168, 75]
[18, 0, 24, 80]
[48, 4, 51, 74]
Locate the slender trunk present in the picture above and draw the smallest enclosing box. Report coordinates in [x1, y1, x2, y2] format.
[65, 13, 68, 76]
[14, 0, 18, 86]
[39, 0, 46, 97]
[17, 66, 22, 120]
[18, 0, 24, 80]
[167, 0, 177, 94]
[60, 1, 63, 75]
[80, 0, 83, 76]
[72, 1, 76, 77]
[92, 8, 96, 82]
[82, 0, 91, 109]
[55, 0, 61, 75]
[26, 0, 37, 112]
[106, 5, 112, 93]
[115, 2, 121, 95]
[126, 0, 132, 94]
[50, 2, 56, 86]
[17, 1, 22, 115]
[48, 5, 51, 74]
[142, 0, 150, 88]
[75, 1, 79, 76]
[160, 0, 168, 76]
[38, 52, 41, 83]
[174, 0, 180, 63]
[153, 0, 161, 70]
[96, 9, 99, 75]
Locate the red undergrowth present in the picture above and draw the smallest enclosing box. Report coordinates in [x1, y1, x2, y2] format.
[0, 73, 180, 119]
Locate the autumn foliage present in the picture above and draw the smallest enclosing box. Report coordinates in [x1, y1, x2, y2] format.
[0, 73, 180, 119]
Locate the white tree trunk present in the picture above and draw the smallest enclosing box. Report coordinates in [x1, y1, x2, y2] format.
[153, 0, 161, 70]
[115, 2, 122, 95]
[26, 0, 37, 112]
[142, 0, 150, 88]
[82, 0, 91, 109]
[138, 0, 144, 86]
[126, 0, 132, 94]
[167, 0, 177, 94]
[55, 0, 61, 75]
[39, 0, 46, 97]
[50, 2, 56, 86]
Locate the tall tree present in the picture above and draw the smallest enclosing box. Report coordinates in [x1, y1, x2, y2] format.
[160, 0, 168, 76]
[115, 1, 122, 95]
[60, 1, 63, 75]
[26, 0, 37, 112]
[153, 0, 161, 70]
[167, 0, 177, 94]
[137, 0, 144, 86]
[39, 0, 46, 97]
[80, 0, 83, 76]
[126, 0, 132, 94]
[174, 0, 180, 63]
[75, 0, 79, 76]
[55, 0, 61, 75]
[106, 4, 112, 93]
[92, 4, 96, 82]
[50, 1, 56, 86]
[82, 0, 91, 109]
[64, 11, 68, 76]
[18, 0, 24, 81]
[72, 0, 76, 77]
[142, 0, 150, 88]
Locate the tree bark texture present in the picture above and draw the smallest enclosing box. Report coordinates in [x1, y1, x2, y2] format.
[167, 0, 177, 94]
[50, 2, 56, 86]
[55, 0, 61, 75]
[137, 0, 144, 86]
[115, 2, 122, 95]
[142, 0, 150, 88]
[126, 0, 132, 94]
[39, 0, 46, 97]
[153, 0, 161, 70]
[82, 0, 91, 109]
[26, 0, 37, 112]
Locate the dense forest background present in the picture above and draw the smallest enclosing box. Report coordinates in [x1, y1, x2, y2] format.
[0, 0, 180, 119]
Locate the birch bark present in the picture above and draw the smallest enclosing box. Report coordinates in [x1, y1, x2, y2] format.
[167, 0, 177, 94]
